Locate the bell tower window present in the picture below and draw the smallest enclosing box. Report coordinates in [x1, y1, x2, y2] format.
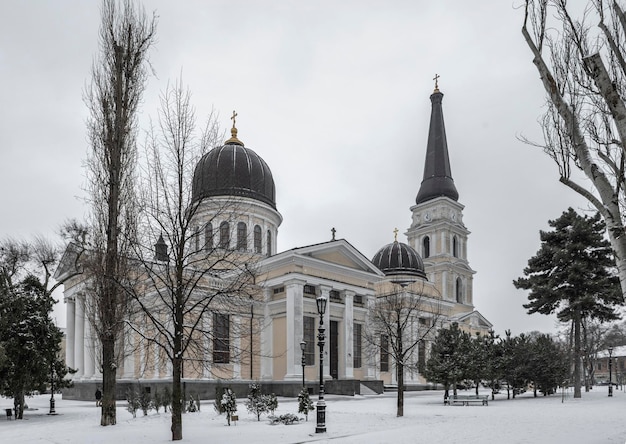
[453, 235, 458, 258]
[456, 277, 463, 303]
[423, 236, 430, 258]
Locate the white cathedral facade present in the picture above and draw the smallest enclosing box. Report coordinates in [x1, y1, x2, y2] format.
[56, 86, 492, 399]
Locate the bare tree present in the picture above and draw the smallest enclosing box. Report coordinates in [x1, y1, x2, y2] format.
[364, 280, 442, 417]
[124, 79, 261, 441]
[521, 0, 626, 297]
[83, 0, 156, 426]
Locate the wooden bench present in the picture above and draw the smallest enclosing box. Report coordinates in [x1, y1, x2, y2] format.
[5, 408, 13, 420]
[445, 394, 489, 406]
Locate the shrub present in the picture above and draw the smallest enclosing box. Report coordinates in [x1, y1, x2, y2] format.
[297, 388, 315, 421]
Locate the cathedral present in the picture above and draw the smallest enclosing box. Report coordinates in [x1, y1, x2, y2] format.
[56, 84, 492, 399]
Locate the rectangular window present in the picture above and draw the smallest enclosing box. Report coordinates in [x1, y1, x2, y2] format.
[303, 284, 316, 295]
[354, 294, 363, 305]
[353, 323, 362, 368]
[418, 341, 426, 373]
[303, 316, 315, 365]
[381, 335, 389, 372]
[213, 313, 230, 364]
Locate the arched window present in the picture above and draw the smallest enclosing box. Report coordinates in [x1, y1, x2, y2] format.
[194, 226, 200, 251]
[423, 236, 430, 258]
[204, 223, 213, 250]
[452, 235, 458, 258]
[219, 222, 230, 249]
[253, 225, 262, 253]
[456, 277, 463, 303]
[266, 230, 272, 257]
[237, 222, 247, 251]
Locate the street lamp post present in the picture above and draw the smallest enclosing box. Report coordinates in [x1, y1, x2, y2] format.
[608, 346, 614, 397]
[300, 340, 306, 390]
[48, 360, 56, 415]
[315, 296, 327, 434]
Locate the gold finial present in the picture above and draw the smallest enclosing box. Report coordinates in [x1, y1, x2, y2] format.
[433, 73, 440, 93]
[225, 109, 244, 146]
[393, 228, 399, 242]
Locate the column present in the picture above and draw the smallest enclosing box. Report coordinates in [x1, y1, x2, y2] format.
[84, 313, 95, 378]
[74, 294, 85, 378]
[65, 295, 75, 371]
[343, 290, 354, 379]
[123, 330, 135, 378]
[319, 286, 331, 379]
[363, 295, 377, 380]
[284, 279, 304, 379]
[260, 288, 273, 380]
[233, 315, 241, 378]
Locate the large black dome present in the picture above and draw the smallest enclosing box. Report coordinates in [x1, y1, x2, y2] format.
[192, 141, 276, 209]
[371, 241, 426, 279]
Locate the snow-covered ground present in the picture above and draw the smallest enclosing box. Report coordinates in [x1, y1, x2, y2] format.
[1, 387, 624, 443]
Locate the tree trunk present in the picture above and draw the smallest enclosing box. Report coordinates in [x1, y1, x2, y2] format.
[573, 313, 582, 399]
[396, 361, 404, 417]
[171, 352, 183, 440]
[101, 336, 117, 425]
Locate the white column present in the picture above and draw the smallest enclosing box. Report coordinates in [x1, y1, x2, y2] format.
[233, 315, 241, 378]
[284, 279, 304, 380]
[123, 331, 135, 378]
[74, 295, 85, 378]
[84, 314, 95, 378]
[320, 286, 331, 379]
[363, 295, 377, 380]
[260, 288, 273, 380]
[65, 295, 75, 372]
[343, 291, 354, 379]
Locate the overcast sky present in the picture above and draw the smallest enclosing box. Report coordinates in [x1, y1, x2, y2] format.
[0, 0, 593, 336]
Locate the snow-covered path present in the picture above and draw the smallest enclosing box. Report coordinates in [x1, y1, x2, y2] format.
[1, 387, 624, 443]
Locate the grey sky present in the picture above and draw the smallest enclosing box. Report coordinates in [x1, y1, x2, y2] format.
[0, 0, 591, 335]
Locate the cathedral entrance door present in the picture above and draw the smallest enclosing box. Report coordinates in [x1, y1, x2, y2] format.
[330, 320, 338, 379]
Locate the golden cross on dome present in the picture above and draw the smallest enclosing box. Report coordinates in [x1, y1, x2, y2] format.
[393, 228, 399, 242]
[231, 110, 238, 128]
[433, 73, 440, 92]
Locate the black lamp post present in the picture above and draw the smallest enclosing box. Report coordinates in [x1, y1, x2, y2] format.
[608, 346, 614, 397]
[48, 360, 56, 415]
[300, 340, 306, 390]
[315, 295, 327, 434]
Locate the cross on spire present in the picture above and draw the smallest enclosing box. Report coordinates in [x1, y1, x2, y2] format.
[231, 110, 238, 128]
[433, 73, 440, 92]
[393, 228, 399, 242]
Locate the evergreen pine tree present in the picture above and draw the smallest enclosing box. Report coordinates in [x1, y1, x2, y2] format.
[514, 208, 623, 398]
[297, 388, 314, 421]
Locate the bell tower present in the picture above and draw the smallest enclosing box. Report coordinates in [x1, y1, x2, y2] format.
[406, 81, 475, 308]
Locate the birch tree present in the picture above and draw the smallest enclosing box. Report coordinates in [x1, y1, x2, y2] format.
[83, 0, 156, 426]
[521, 0, 626, 297]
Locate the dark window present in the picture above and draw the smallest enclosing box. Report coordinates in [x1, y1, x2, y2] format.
[456, 278, 463, 303]
[303, 316, 315, 365]
[354, 294, 363, 305]
[266, 230, 272, 256]
[254, 225, 262, 253]
[273, 286, 285, 295]
[353, 323, 362, 369]
[381, 335, 389, 372]
[330, 290, 341, 302]
[418, 341, 426, 373]
[423, 236, 430, 258]
[205, 223, 213, 250]
[453, 236, 458, 258]
[194, 226, 200, 251]
[303, 284, 317, 295]
[237, 222, 247, 251]
[213, 313, 230, 363]
[219, 222, 230, 249]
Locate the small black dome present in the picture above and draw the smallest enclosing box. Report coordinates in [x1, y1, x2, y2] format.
[372, 241, 426, 279]
[192, 143, 276, 209]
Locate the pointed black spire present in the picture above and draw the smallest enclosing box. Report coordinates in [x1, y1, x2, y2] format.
[415, 89, 459, 205]
[154, 234, 169, 262]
